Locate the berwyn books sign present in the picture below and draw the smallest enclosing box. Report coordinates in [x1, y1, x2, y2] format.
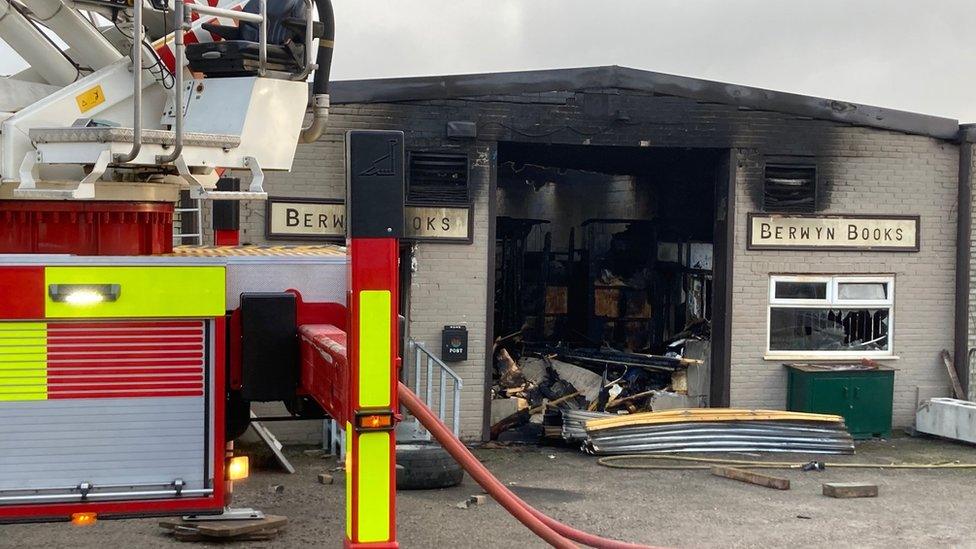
[748, 214, 919, 252]
[266, 198, 472, 243]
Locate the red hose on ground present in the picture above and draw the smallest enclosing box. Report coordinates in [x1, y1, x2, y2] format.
[520, 500, 658, 549]
[398, 384, 575, 548]
[398, 383, 660, 549]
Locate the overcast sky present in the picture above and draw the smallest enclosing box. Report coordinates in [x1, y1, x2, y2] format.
[2, 0, 973, 121]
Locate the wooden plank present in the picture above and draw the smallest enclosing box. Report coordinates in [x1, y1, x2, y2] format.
[158, 518, 183, 531]
[172, 528, 281, 542]
[249, 411, 297, 474]
[193, 515, 288, 537]
[940, 350, 966, 400]
[823, 482, 878, 498]
[710, 467, 790, 490]
[161, 516, 287, 541]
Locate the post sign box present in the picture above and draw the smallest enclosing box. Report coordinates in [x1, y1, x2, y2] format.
[441, 325, 467, 362]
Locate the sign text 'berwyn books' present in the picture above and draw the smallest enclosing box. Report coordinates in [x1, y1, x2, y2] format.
[748, 214, 919, 251]
[266, 198, 471, 243]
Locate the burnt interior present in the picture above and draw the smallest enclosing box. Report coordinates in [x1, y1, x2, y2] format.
[488, 142, 727, 432]
[494, 142, 720, 353]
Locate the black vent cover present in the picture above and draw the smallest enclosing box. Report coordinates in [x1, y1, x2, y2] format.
[408, 152, 469, 204]
[764, 165, 817, 213]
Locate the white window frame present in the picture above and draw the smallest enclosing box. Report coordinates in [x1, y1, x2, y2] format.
[766, 274, 895, 359]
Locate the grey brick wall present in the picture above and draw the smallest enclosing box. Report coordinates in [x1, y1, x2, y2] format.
[404, 145, 492, 439]
[222, 88, 960, 438]
[731, 139, 958, 426]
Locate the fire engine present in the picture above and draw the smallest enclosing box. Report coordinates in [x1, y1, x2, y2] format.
[0, 1, 651, 547]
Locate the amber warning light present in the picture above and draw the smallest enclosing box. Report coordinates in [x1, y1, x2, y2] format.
[226, 456, 250, 481]
[356, 412, 394, 431]
[71, 512, 97, 526]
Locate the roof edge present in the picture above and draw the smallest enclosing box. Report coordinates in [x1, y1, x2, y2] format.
[328, 65, 960, 140]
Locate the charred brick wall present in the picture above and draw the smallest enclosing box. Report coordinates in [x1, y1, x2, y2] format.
[233, 89, 959, 437]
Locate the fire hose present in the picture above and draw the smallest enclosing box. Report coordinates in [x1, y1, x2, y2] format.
[398, 383, 660, 549]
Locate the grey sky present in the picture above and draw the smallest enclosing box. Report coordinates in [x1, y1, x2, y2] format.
[1, 1, 973, 121]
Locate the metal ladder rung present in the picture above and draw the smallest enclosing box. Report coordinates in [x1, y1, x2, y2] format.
[173, 195, 203, 246]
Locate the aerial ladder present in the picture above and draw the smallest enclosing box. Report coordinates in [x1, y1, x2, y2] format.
[0, 2, 653, 547]
[0, 0, 362, 533]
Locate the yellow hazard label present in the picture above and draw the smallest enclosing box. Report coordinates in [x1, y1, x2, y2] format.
[45, 266, 226, 318]
[358, 291, 392, 408]
[75, 85, 106, 113]
[357, 431, 391, 542]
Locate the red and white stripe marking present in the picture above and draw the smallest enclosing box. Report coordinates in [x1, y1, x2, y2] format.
[154, 0, 251, 73]
[46, 321, 206, 399]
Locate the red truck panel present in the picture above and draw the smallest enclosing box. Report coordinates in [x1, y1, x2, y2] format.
[0, 267, 44, 319]
[0, 201, 173, 256]
[299, 324, 348, 425]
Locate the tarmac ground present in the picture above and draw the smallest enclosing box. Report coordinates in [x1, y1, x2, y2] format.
[2, 434, 975, 548]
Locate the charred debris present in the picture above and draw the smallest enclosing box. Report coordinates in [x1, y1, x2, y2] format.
[491, 328, 709, 441]
[491, 217, 713, 442]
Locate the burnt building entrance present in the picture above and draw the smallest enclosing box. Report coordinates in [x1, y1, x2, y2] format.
[491, 142, 733, 425]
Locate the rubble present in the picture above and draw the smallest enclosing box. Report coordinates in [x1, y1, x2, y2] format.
[492, 214, 719, 445]
[490, 332, 708, 442]
[456, 495, 488, 509]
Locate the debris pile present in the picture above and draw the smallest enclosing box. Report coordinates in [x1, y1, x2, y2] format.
[581, 409, 855, 455]
[491, 337, 706, 440]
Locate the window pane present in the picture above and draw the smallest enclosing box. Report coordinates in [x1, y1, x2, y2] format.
[837, 282, 887, 301]
[774, 281, 827, 300]
[769, 308, 889, 352]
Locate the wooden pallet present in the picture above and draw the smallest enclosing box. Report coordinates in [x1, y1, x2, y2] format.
[160, 515, 288, 542]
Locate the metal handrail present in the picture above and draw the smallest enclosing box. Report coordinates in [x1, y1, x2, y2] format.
[409, 340, 463, 437]
[186, 0, 267, 76]
[114, 0, 143, 163]
[157, 0, 185, 163]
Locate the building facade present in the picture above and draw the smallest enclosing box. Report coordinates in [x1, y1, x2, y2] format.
[208, 66, 974, 440]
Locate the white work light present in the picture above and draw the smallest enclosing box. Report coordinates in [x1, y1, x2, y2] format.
[48, 284, 121, 305]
